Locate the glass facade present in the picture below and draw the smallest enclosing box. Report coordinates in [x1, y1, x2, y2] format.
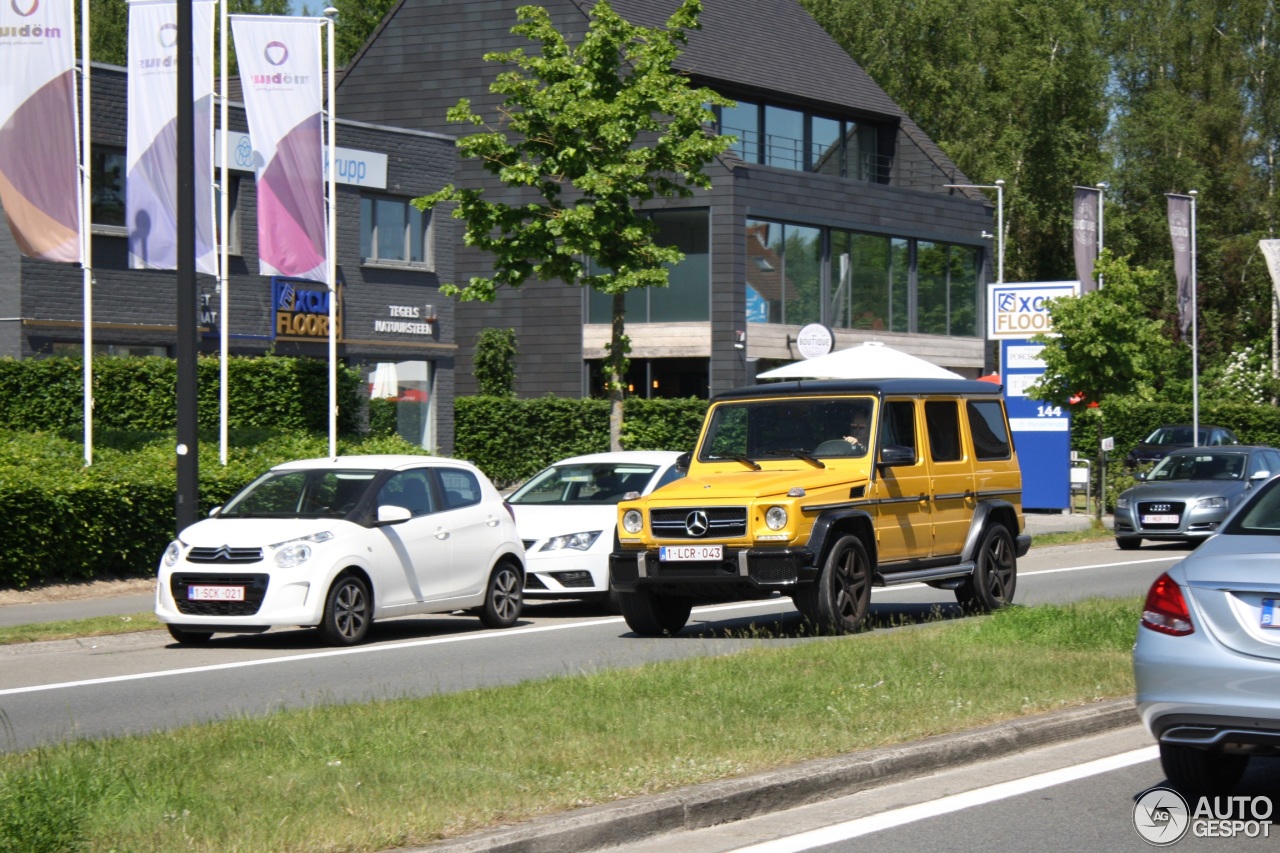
[755, 220, 982, 337]
[717, 99, 884, 181]
[588, 209, 710, 323]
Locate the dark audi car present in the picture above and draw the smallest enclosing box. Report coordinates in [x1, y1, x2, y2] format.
[1114, 446, 1280, 550]
[1125, 424, 1238, 470]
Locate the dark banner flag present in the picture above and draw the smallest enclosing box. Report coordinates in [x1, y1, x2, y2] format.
[1168, 194, 1194, 337]
[1072, 186, 1100, 292]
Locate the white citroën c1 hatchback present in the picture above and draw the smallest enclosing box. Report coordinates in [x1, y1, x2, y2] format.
[156, 455, 525, 646]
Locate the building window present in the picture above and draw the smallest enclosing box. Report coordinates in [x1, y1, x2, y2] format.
[716, 99, 883, 180]
[753, 220, 983, 337]
[745, 220, 822, 326]
[216, 175, 241, 255]
[360, 195, 432, 267]
[90, 148, 126, 228]
[588, 208, 710, 323]
[50, 342, 169, 357]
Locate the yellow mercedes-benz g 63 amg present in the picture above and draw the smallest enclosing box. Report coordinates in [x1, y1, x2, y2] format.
[610, 378, 1029, 636]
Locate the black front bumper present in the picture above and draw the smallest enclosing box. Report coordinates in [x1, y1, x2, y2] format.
[610, 546, 816, 594]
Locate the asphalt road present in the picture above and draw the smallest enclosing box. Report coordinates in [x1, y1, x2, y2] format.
[0, 536, 1179, 753]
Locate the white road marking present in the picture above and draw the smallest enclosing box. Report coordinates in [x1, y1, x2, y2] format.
[1, 555, 1176, 697]
[726, 747, 1159, 853]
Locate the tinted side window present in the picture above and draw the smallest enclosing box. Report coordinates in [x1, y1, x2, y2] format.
[925, 400, 962, 462]
[439, 468, 482, 509]
[966, 400, 1011, 460]
[881, 400, 917, 462]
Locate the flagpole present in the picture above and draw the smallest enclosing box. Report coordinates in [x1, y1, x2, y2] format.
[80, 0, 92, 466]
[1190, 190, 1199, 438]
[1095, 182, 1105, 289]
[324, 6, 338, 459]
[219, 0, 229, 465]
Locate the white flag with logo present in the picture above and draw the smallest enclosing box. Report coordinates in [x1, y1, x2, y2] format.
[1260, 240, 1280, 306]
[0, 0, 80, 263]
[231, 15, 326, 282]
[126, 0, 216, 274]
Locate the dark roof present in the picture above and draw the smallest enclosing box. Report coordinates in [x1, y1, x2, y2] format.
[596, 0, 905, 119]
[714, 378, 1006, 402]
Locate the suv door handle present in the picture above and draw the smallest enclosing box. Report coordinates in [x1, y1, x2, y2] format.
[434, 527, 450, 540]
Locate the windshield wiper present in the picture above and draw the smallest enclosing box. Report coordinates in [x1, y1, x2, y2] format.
[709, 454, 762, 470]
[781, 449, 826, 469]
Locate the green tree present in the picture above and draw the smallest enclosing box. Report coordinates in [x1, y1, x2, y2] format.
[310, 0, 399, 67]
[473, 328, 519, 397]
[417, 0, 732, 451]
[1027, 252, 1172, 408]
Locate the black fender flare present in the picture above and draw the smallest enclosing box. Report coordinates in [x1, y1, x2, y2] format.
[961, 500, 1020, 562]
[807, 509, 877, 572]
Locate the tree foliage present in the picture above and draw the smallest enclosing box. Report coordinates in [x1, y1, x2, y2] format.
[1026, 252, 1171, 408]
[473, 328, 519, 397]
[416, 0, 731, 450]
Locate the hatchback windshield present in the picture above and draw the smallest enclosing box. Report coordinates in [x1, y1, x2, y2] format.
[508, 463, 659, 505]
[1147, 452, 1245, 482]
[699, 397, 876, 461]
[219, 469, 378, 518]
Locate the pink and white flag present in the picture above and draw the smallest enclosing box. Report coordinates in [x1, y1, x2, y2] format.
[0, 0, 81, 263]
[232, 15, 326, 282]
[126, 0, 216, 274]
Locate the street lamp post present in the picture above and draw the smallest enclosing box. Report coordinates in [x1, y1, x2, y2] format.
[945, 179, 1005, 284]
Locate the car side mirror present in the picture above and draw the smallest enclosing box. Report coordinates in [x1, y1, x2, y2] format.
[209, 506, 221, 517]
[1135, 472, 1147, 481]
[1251, 470, 1270, 481]
[675, 451, 691, 472]
[375, 505, 412, 525]
[877, 445, 915, 467]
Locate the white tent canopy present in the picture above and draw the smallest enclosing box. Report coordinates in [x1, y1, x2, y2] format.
[756, 341, 965, 380]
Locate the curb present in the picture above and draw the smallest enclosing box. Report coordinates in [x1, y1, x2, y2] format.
[410, 697, 1139, 852]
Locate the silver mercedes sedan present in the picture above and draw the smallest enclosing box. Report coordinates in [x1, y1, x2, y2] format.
[1134, 472, 1280, 793]
[1113, 446, 1280, 550]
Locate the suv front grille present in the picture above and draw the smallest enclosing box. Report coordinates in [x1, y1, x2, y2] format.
[171, 573, 269, 616]
[651, 507, 747, 539]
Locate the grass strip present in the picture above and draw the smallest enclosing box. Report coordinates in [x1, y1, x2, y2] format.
[0, 596, 1142, 853]
[0, 613, 160, 646]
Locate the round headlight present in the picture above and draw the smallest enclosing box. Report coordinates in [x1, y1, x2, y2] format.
[162, 540, 182, 567]
[622, 509, 644, 534]
[765, 506, 788, 530]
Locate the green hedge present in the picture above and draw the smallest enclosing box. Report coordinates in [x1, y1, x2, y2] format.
[0, 429, 428, 588]
[0, 355, 363, 434]
[455, 396, 707, 485]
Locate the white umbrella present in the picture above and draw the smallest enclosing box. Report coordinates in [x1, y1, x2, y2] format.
[369, 362, 399, 399]
[756, 341, 964, 380]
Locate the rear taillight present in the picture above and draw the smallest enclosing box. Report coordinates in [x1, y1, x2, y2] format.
[1141, 572, 1195, 636]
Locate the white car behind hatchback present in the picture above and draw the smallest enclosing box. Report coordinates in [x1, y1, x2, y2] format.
[506, 451, 685, 611]
[156, 455, 525, 646]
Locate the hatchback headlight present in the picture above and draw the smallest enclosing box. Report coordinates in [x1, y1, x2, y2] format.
[765, 506, 788, 530]
[622, 509, 644, 534]
[162, 540, 183, 567]
[1116, 497, 1130, 510]
[271, 532, 334, 568]
[1195, 496, 1228, 510]
[541, 531, 602, 552]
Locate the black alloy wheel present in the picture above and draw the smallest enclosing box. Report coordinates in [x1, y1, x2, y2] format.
[956, 524, 1017, 612]
[618, 588, 693, 636]
[796, 534, 871, 634]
